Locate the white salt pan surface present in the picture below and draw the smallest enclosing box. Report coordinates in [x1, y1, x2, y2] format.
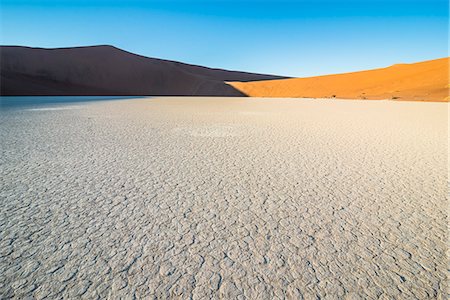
[0, 97, 447, 299]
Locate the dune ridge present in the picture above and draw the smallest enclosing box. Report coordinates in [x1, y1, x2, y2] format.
[0, 45, 287, 96]
[229, 57, 449, 102]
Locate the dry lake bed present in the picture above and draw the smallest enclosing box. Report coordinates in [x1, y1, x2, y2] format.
[0, 97, 448, 299]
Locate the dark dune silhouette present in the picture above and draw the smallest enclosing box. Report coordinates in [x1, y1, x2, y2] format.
[0, 45, 287, 96]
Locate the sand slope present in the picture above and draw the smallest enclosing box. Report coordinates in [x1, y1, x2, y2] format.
[0, 46, 286, 96]
[230, 57, 449, 101]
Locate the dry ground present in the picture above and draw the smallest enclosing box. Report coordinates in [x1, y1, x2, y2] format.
[0, 97, 448, 299]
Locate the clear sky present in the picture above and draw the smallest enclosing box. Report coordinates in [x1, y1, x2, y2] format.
[0, 0, 448, 77]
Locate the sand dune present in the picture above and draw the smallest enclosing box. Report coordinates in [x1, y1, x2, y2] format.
[3, 45, 445, 100]
[230, 57, 449, 101]
[0, 46, 286, 96]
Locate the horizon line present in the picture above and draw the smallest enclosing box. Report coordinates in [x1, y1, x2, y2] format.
[1, 43, 448, 79]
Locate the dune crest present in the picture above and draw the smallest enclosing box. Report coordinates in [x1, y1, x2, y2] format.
[0, 45, 287, 96]
[229, 58, 449, 102]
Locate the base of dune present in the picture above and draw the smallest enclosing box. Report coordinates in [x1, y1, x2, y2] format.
[229, 57, 449, 102]
[0, 97, 447, 298]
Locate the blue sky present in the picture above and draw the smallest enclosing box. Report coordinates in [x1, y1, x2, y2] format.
[0, 0, 448, 77]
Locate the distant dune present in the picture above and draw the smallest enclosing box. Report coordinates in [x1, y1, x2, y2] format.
[230, 58, 449, 102]
[0, 45, 286, 96]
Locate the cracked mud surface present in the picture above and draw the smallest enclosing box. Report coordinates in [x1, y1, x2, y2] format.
[0, 97, 448, 299]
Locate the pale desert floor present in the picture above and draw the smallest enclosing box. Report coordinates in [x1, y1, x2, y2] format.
[0, 97, 448, 299]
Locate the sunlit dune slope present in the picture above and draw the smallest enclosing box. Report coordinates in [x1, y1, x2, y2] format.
[229, 57, 449, 101]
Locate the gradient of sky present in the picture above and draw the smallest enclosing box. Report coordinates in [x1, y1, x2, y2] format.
[0, 0, 448, 77]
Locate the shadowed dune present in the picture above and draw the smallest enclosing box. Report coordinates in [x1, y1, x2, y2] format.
[0, 45, 287, 96]
[230, 57, 449, 102]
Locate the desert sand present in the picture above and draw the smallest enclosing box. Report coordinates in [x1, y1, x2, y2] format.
[0, 46, 286, 96]
[0, 97, 447, 299]
[230, 58, 449, 101]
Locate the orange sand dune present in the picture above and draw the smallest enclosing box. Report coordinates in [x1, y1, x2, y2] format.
[230, 57, 449, 102]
